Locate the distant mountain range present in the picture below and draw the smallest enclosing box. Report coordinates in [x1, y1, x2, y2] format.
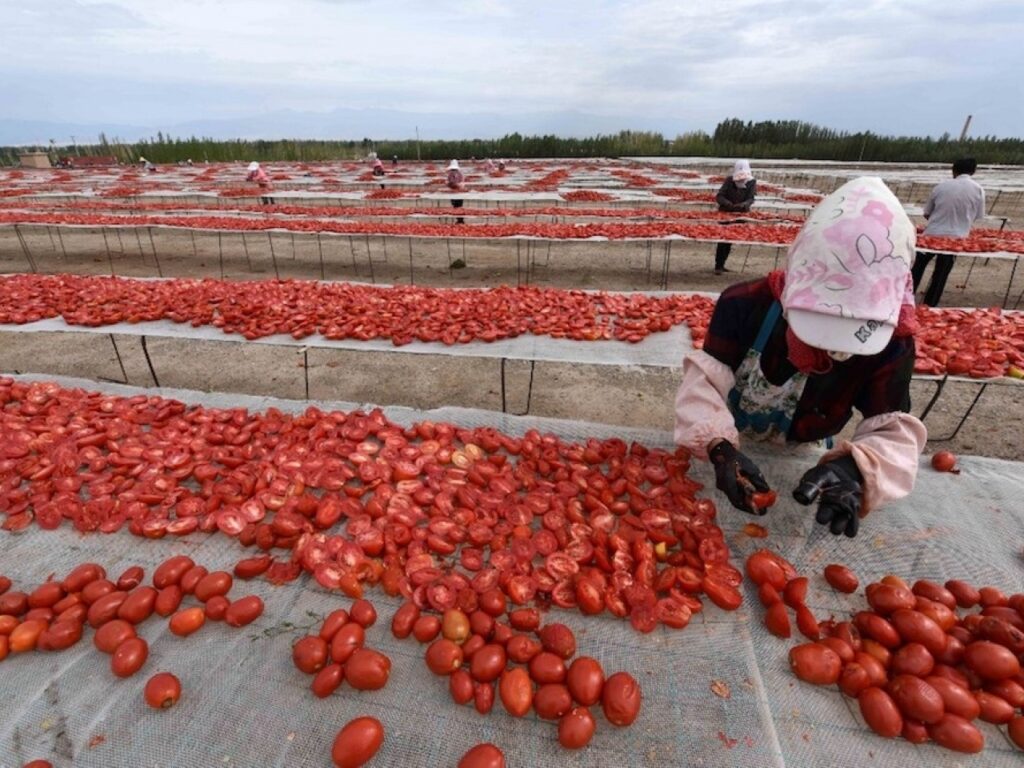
[1, 107, 682, 147]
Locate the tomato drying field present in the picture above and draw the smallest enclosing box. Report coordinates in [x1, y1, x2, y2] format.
[1, 159, 1023, 768]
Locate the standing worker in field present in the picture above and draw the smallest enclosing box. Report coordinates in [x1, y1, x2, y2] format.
[910, 158, 985, 307]
[246, 161, 274, 205]
[372, 157, 386, 189]
[446, 160, 466, 224]
[712, 160, 757, 274]
[675, 177, 926, 538]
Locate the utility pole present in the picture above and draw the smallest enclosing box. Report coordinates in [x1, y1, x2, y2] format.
[959, 115, 973, 142]
[415, 126, 421, 161]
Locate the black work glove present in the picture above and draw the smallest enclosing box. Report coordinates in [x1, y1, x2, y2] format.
[709, 440, 770, 515]
[793, 454, 863, 538]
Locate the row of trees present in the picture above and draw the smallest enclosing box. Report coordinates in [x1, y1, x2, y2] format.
[3, 120, 1022, 166]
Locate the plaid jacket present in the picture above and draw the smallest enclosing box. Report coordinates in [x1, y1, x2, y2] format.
[703, 278, 916, 443]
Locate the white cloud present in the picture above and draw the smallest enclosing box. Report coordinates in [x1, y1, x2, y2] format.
[0, 0, 1021, 137]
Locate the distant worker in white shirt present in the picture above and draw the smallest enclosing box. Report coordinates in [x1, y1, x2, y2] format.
[910, 158, 985, 306]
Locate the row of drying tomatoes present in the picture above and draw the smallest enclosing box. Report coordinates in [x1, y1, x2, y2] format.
[0, 378, 741, 634]
[0, 210, 811, 244]
[2, 272, 1022, 378]
[745, 550, 1024, 754]
[3, 209, 1021, 253]
[0, 273, 714, 346]
[0, 198, 806, 223]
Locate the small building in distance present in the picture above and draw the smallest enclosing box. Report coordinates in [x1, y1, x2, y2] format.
[18, 151, 51, 169]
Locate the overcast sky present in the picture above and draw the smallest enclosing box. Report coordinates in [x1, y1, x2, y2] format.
[3, 0, 1022, 141]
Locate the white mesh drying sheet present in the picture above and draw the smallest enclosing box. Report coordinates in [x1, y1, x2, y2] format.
[1, 373, 1023, 768]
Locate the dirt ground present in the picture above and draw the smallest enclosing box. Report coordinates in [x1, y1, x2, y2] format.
[0, 225, 1021, 461]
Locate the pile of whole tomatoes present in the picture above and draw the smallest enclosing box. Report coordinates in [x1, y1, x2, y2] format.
[0, 274, 715, 346]
[406, 605, 641, 750]
[0, 378, 742, 632]
[746, 550, 1024, 754]
[0, 555, 263, 674]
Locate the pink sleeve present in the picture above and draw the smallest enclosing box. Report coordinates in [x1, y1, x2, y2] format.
[820, 412, 927, 515]
[673, 350, 739, 459]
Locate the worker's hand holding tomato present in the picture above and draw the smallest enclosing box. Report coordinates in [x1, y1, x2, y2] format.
[708, 439, 771, 515]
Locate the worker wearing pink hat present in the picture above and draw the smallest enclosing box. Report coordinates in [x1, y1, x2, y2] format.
[674, 177, 927, 537]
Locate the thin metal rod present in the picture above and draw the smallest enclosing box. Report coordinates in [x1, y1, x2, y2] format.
[14, 225, 37, 272]
[147, 227, 163, 277]
[101, 227, 115, 275]
[317, 233, 325, 280]
[408, 237, 414, 284]
[140, 336, 160, 386]
[304, 348, 310, 400]
[108, 334, 129, 383]
[267, 232, 280, 279]
[218, 231, 224, 278]
[56, 226, 69, 261]
[241, 232, 252, 271]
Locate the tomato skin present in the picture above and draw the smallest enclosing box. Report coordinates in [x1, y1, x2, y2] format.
[116, 566, 145, 591]
[964, 641, 1021, 679]
[926, 714, 984, 753]
[28, 582, 65, 609]
[534, 684, 573, 720]
[477, 589, 506, 618]
[498, 667, 533, 717]
[293, 636, 329, 674]
[118, 587, 157, 624]
[529, 652, 567, 685]
[764, 603, 791, 638]
[204, 596, 231, 621]
[330, 623, 365, 664]
[858, 687, 902, 738]
[449, 669, 475, 705]
[234, 555, 272, 579]
[144, 672, 182, 709]
[331, 716, 384, 768]
[390, 602, 420, 639]
[153, 556, 195, 589]
[9, 620, 47, 652]
[346, 648, 392, 690]
[62, 562, 105, 593]
[441, 609, 470, 644]
[823, 564, 858, 593]
[312, 663, 345, 698]
[38, 620, 83, 651]
[474, 681, 495, 714]
[95, 619, 136, 654]
[349, 600, 377, 629]
[457, 743, 506, 768]
[975, 691, 1015, 724]
[21, 761, 53, 768]
[944, 580, 980, 608]
[891, 643, 935, 677]
[194, 571, 233, 602]
[507, 608, 540, 631]
[469, 644, 506, 683]
[505, 634, 541, 664]
[702, 578, 742, 611]
[887, 675, 944, 724]
[87, 591, 128, 627]
[180, 566, 209, 595]
[169, 607, 206, 637]
[221, 595, 261, 627]
[154, 585, 183, 617]
[425, 639, 464, 676]
[111, 637, 149, 678]
[601, 671, 641, 726]
[788, 644, 841, 685]
[412, 615, 441, 643]
[566, 657, 605, 706]
[744, 552, 786, 590]
[558, 706, 596, 749]
[80, 580, 115, 605]
[538, 623, 576, 660]
[1008, 716, 1024, 750]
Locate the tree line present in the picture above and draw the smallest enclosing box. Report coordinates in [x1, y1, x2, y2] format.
[2, 119, 1022, 166]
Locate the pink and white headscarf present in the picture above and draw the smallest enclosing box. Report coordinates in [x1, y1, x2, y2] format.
[780, 176, 916, 357]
